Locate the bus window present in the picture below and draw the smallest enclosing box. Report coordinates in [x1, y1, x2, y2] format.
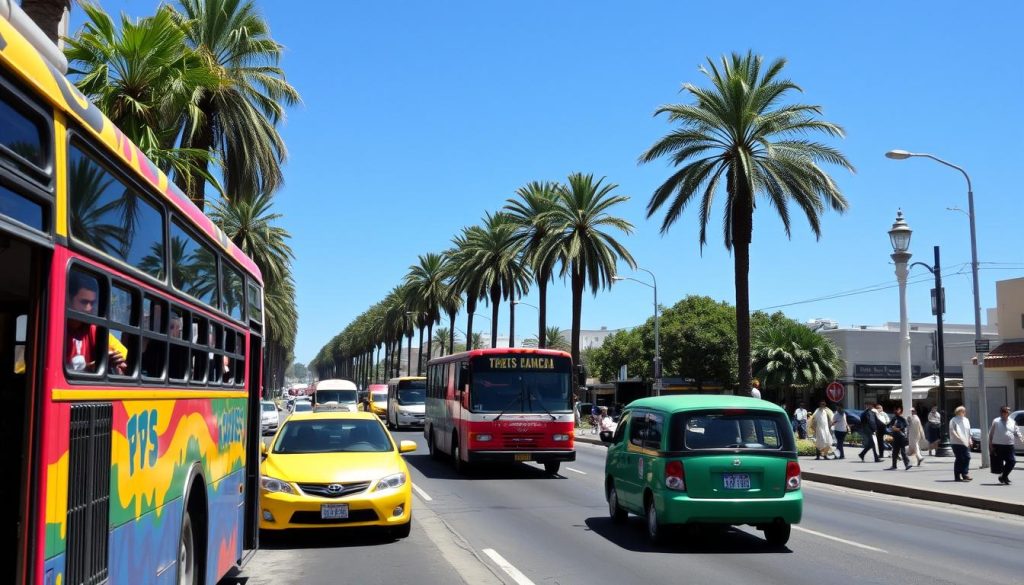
[168, 308, 188, 381]
[108, 284, 139, 378]
[190, 316, 208, 382]
[140, 295, 166, 379]
[65, 268, 113, 374]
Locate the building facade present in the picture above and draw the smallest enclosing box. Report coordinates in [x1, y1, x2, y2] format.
[963, 277, 1024, 422]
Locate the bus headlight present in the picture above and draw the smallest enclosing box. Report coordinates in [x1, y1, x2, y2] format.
[374, 472, 407, 492]
[475, 433, 492, 441]
[260, 476, 294, 494]
[552, 434, 570, 442]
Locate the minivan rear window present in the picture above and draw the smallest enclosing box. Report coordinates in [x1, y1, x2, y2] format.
[671, 412, 793, 451]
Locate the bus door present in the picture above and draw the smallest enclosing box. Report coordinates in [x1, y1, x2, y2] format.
[242, 333, 263, 557]
[0, 236, 49, 585]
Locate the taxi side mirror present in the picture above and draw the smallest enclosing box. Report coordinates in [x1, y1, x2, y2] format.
[599, 430, 615, 443]
[399, 440, 417, 454]
[259, 442, 268, 459]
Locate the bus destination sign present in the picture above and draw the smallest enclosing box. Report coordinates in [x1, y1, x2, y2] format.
[488, 357, 557, 370]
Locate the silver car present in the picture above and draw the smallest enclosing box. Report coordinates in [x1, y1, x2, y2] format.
[260, 400, 280, 435]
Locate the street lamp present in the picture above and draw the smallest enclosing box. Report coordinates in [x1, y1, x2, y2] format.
[888, 211, 914, 420]
[513, 300, 539, 348]
[612, 267, 661, 396]
[886, 149, 989, 467]
[910, 246, 951, 456]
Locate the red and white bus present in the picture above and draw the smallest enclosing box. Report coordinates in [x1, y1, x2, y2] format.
[424, 348, 580, 475]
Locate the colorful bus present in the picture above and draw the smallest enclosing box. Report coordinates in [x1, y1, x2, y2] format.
[424, 348, 580, 475]
[1, 6, 264, 585]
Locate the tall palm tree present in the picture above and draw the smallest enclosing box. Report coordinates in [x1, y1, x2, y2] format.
[437, 256, 464, 355]
[640, 51, 853, 392]
[64, 3, 220, 188]
[504, 181, 561, 348]
[432, 327, 451, 357]
[404, 253, 446, 370]
[448, 227, 487, 351]
[172, 0, 300, 209]
[540, 173, 635, 366]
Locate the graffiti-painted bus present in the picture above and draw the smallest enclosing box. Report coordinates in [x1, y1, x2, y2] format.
[424, 348, 581, 475]
[1, 5, 263, 584]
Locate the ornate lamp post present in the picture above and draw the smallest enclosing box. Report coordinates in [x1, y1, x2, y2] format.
[911, 246, 951, 456]
[888, 210, 914, 418]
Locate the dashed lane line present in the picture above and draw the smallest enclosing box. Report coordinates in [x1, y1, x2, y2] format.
[793, 525, 888, 553]
[482, 548, 536, 585]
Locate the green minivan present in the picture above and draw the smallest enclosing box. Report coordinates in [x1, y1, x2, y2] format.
[601, 395, 802, 546]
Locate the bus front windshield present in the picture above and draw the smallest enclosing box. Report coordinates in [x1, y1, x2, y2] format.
[397, 379, 426, 405]
[315, 389, 358, 405]
[470, 356, 572, 414]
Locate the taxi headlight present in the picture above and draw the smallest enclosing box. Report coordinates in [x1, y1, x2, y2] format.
[374, 472, 407, 492]
[260, 476, 295, 494]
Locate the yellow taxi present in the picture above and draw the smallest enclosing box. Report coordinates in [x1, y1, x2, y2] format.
[259, 411, 417, 538]
[368, 385, 388, 418]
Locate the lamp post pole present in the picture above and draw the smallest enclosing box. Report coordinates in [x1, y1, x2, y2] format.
[911, 246, 951, 456]
[513, 300, 539, 347]
[889, 211, 914, 419]
[886, 150, 988, 466]
[612, 268, 661, 396]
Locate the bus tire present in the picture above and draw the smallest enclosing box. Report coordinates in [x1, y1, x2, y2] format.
[177, 510, 198, 585]
[428, 428, 442, 460]
[544, 461, 561, 475]
[452, 436, 469, 474]
[386, 412, 395, 430]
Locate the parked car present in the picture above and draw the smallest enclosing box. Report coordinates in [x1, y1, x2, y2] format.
[261, 400, 280, 435]
[601, 395, 801, 547]
[259, 411, 416, 538]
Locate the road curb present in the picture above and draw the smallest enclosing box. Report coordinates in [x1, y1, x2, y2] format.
[799, 471, 1024, 516]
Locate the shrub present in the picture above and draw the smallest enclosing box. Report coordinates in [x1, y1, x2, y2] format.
[796, 439, 818, 456]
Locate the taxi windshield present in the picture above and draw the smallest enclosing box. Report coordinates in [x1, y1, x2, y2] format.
[371, 391, 387, 402]
[273, 419, 392, 453]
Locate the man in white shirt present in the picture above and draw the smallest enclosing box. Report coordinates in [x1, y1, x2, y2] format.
[793, 403, 808, 439]
[989, 406, 1024, 485]
[949, 406, 973, 482]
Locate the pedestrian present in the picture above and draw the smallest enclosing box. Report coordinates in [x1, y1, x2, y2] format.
[573, 395, 581, 429]
[858, 402, 881, 462]
[907, 407, 926, 466]
[591, 403, 600, 434]
[887, 406, 912, 470]
[874, 404, 890, 456]
[793, 402, 808, 439]
[949, 406, 973, 482]
[598, 406, 617, 434]
[989, 405, 1024, 485]
[926, 405, 942, 456]
[809, 401, 834, 460]
[831, 404, 848, 459]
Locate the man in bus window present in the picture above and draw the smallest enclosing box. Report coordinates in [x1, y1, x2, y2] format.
[66, 271, 126, 374]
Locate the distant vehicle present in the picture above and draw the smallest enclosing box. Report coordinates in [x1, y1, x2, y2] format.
[291, 400, 312, 414]
[259, 411, 416, 538]
[602, 395, 802, 546]
[261, 401, 280, 434]
[367, 383, 389, 418]
[386, 377, 426, 430]
[311, 379, 359, 412]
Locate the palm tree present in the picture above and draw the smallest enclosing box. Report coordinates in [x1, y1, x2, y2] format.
[523, 326, 569, 351]
[540, 173, 635, 366]
[437, 256, 464, 355]
[752, 319, 843, 405]
[504, 181, 561, 348]
[64, 3, 219, 189]
[20, 0, 70, 43]
[640, 51, 853, 392]
[172, 0, 300, 209]
[404, 253, 446, 371]
[432, 327, 452, 357]
[448, 227, 487, 351]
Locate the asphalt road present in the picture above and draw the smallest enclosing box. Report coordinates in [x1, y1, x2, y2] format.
[228, 427, 1024, 585]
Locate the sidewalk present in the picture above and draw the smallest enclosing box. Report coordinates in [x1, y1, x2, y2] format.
[574, 429, 1024, 516]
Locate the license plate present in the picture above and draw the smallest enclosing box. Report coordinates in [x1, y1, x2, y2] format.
[722, 473, 751, 489]
[515, 454, 530, 461]
[321, 504, 349, 519]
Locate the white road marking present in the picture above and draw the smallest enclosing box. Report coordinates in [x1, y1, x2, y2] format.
[482, 548, 536, 585]
[565, 467, 586, 475]
[793, 526, 888, 553]
[412, 483, 433, 501]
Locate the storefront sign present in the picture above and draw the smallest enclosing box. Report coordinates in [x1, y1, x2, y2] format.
[854, 364, 921, 379]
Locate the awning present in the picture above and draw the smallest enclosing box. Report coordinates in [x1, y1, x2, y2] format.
[887, 374, 964, 400]
[979, 341, 1024, 369]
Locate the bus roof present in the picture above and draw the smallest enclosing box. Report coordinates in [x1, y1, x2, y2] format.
[314, 379, 358, 391]
[0, 10, 261, 283]
[427, 347, 571, 365]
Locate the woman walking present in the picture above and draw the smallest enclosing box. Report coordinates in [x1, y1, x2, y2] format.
[949, 406, 973, 482]
[810, 401, 834, 460]
[831, 405, 848, 459]
[887, 406, 912, 470]
[907, 407, 925, 466]
[926, 406, 942, 455]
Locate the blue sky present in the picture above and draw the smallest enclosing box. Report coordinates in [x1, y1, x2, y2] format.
[81, 1, 1024, 363]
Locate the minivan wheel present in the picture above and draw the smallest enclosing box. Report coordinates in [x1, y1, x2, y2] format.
[607, 484, 627, 523]
[645, 498, 664, 544]
[764, 523, 791, 547]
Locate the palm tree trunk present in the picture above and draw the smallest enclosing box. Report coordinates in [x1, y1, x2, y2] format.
[177, 99, 216, 211]
[406, 331, 413, 376]
[448, 311, 456, 354]
[570, 261, 584, 367]
[426, 322, 434, 364]
[509, 300, 516, 348]
[20, 0, 69, 44]
[490, 285, 500, 348]
[537, 274, 548, 349]
[396, 334, 403, 378]
[417, 325, 424, 375]
[466, 297, 477, 351]
[734, 216, 753, 393]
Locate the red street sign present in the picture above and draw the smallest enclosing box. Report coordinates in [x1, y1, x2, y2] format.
[826, 382, 845, 403]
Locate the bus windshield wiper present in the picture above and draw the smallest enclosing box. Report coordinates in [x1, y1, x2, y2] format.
[492, 389, 524, 422]
[526, 387, 557, 421]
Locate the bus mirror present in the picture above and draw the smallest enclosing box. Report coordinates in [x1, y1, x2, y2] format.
[457, 363, 470, 391]
[576, 364, 587, 388]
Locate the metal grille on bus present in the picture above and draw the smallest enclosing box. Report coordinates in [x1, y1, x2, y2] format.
[296, 481, 371, 498]
[501, 433, 545, 448]
[66, 403, 112, 585]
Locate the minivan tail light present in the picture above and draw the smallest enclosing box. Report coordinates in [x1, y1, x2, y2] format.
[785, 461, 801, 491]
[665, 460, 686, 491]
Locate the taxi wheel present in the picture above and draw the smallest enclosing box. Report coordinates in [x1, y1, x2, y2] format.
[763, 523, 791, 547]
[645, 498, 665, 545]
[607, 483, 627, 524]
[391, 516, 412, 539]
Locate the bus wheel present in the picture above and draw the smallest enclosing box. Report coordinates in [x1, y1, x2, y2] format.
[428, 429, 442, 460]
[177, 510, 197, 585]
[452, 437, 468, 474]
[544, 461, 561, 475]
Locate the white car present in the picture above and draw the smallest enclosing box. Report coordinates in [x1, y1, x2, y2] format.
[290, 399, 312, 415]
[260, 400, 280, 434]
